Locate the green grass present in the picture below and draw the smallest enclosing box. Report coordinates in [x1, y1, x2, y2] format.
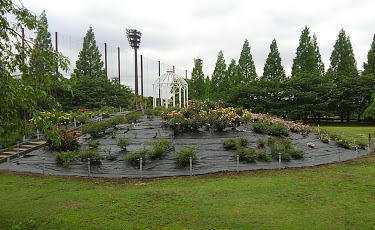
[318, 125, 375, 145]
[1, 155, 375, 229]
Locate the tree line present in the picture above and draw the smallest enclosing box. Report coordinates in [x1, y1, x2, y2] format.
[188, 27, 375, 122]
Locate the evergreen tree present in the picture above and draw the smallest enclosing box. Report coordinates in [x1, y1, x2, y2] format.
[363, 34, 375, 75]
[327, 29, 358, 77]
[312, 34, 325, 76]
[210, 50, 226, 99]
[238, 39, 257, 83]
[74, 26, 106, 78]
[189, 58, 206, 99]
[263, 39, 286, 80]
[291, 26, 321, 76]
[226, 59, 238, 87]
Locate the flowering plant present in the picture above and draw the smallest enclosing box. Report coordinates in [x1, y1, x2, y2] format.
[44, 128, 79, 151]
[30, 110, 72, 131]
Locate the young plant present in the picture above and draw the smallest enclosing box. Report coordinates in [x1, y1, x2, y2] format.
[223, 137, 248, 150]
[256, 138, 267, 148]
[117, 137, 131, 151]
[123, 149, 147, 167]
[55, 151, 77, 167]
[87, 139, 100, 149]
[78, 149, 103, 165]
[174, 147, 197, 167]
[148, 138, 174, 160]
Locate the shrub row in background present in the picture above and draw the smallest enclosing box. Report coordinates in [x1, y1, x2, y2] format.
[252, 121, 290, 137]
[318, 130, 367, 150]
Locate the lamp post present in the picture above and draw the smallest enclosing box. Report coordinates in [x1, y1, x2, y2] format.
[126, 29, 142, 95]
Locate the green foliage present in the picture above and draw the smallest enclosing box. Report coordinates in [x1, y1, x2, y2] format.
[116, 137, 131, 151]
[123, 149, 147, 167]
[267, 137, 304, 161]
[222, 137, 248, 150]
[74, 26, 105, 78]
[189, 58, 206, 99]
[148, 138, 174, 160]
[78, 149, 103, 164]
[256, 138, 267, 148]
[263, 39, 286, 80]
[238, 39, 257, 83]
[235, 147, 272, 163]
[363, 94, 375, 119]
[55, 151, 77, 167]
[87, 139, 100, 149]
[126, 112, 142, 123]
[174, 147, 197, 167]
[10, 219, 39, 230]
[209, 50, 227, 99]
[80, 122, 106, 138]
[44, 128, 79, 151]
[363, 34, 375, 75]
[252, 121, 289, 137]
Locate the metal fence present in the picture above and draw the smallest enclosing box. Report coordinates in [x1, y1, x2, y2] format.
[16, 28, 191, 97]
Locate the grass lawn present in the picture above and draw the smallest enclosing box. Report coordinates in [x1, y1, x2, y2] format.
[318, 125, 375, 145]
[1, 154, 375, 230]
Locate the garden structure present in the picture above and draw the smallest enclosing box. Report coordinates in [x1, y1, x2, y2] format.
[0, 102, 372, 179]
[153, 70, 189, 108]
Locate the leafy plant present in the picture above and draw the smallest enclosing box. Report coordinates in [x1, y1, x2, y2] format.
[267, 137, 303, 161]
[55, 151, 77, 167]
[235, 147, 258, 163]
[223, 137, 248, 150]
[87, 139, 100, 149]
[123, 149, 147, 167]
[78, 149, 103, 165]
[44, 128, 79, 151]
[117, 137, 131, 151]
[253, 121, 289, 137]
[174, 147, 198, 167]
[148, 138, 174, 160]
[256, 138, 267, 148]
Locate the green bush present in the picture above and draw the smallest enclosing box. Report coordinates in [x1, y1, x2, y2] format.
[80, 122, 106, 138]
[123, 149, 147, 167]
[44, 128, 80, 151]
[55, 151, 77, 167]
[223, 137, 248, 150]
[174, 147, 197, 167]
[78, 149, 103, 165]
[256, 138, 267, 148]
[256, 149, 272, 162]
[235, 147, 258, 163]
[267, 137, 303, 161]
[253, 121, 289, 137]
[126, 112, 142, 123]
[87, 139, 100, 149]
[223, 138, 238, 150]
[148, 138, 174, 160]
[117, 137, 131, 151]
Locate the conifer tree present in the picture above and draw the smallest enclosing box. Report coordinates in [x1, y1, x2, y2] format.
[74, 26, 106, 78]
[263, 39, 286, 80]
[189, 58, 206, 99]
[363, 34, 375, 75]
[238, 39, 257, 83]
[291, 26, 324, 76]
[327, 29, 358, 77]
[226, 59, 238, 87]
[210, 50, 226, 98]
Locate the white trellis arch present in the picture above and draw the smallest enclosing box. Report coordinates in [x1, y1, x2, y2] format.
[153, 70, 188, 108]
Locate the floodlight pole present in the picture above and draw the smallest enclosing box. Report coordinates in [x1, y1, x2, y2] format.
[126, 29, 142, 96]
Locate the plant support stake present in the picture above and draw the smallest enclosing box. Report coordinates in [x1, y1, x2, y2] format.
[236, 154, 239, 172]
[189, 156, 193, 176]
[88, 158, 91, 177]
[140, 158, 143, 179]
[278, 153, 281, 170]
[42, 157, 45, 175]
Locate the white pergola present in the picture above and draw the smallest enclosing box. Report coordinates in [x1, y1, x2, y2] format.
[153, 70, 188, 108]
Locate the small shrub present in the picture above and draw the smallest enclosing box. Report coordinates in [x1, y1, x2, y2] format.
[55, 151, 77, 167]
[124, 149, 148, 167]
[44, 128, 79, 151]
[267, 137, 303, 161]
[267, 124, 289, 137]
[174, 147, 197, 167]
[87, 139, 100, 149]
[117, 137, 131, 151]
[78, 149, 103, 165]
[223, 137, 248, 150]
[223, 138, 238, 150]
[256, 138, 267, 148]
[335, 138, 355, 149]
[235, 148, 257, 163]
[256, 149, 272, 162]
[148, 138, 174, 160]
[252, 121, 269, 134]
[319, 133, 330, 144]
[126, 112, 142, 123]
[80, 122, 106, 138]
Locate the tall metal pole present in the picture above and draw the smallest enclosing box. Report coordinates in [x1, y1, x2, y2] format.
[158, 61, 161, 99]
[104, 43, 108, 78]
[140, 54, 144, 98]
[134, 48, 139, 95]
[173, 65, 175, 73]
[185, 70, 188, 79]
[117, 47, 121, 84]
[55, 32, 58, 74]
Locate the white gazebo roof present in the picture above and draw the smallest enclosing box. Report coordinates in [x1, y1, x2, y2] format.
[152, 70, 189, 108]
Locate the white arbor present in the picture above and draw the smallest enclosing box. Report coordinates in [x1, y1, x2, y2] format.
[153, 70, 188, 108]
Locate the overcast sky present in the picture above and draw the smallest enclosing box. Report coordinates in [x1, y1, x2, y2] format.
[21, 0, 375, 77]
